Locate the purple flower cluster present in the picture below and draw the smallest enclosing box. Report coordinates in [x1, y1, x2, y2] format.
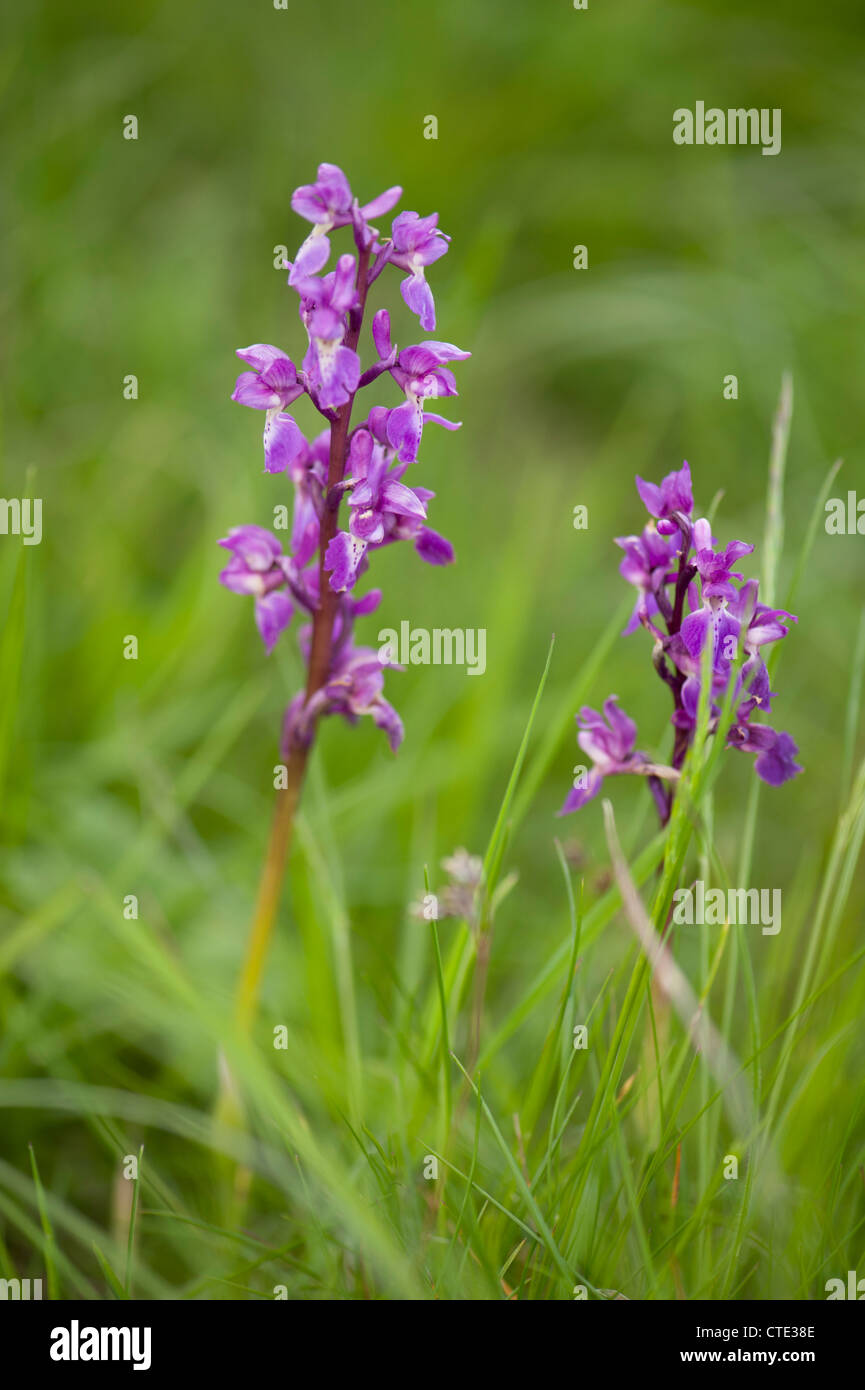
[561, 461, 802, 819]
[220, 164, 469, 756]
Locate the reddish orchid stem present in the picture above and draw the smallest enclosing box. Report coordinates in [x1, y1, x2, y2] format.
[234, 246, 372, 1032]
[647, 514, 696, 825]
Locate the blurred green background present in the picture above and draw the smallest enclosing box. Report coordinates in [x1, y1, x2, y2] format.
[2, 0, 864, 1298]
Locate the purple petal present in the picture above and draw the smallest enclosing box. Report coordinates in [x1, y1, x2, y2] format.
[255, 591, 293, 654]
[350, 509, 385, 544]
[622, 595, 645, 636]
[635, 476, 664, 516]
[314, 344, 360, 411]
[692, 517, 713, 551]
[424, 412, 462, 432]
[370, 697, 404, 753]
[325, 530, 367, 592]
[558, 768, 604, 815]
[636, 460, 692, 519]
[680, 676, 702, 725]
[264, 414, 306, 474]
[386, 400, 424, 463]
[360, 185, 402, 220]
[260, 352, 299, 394]
[350, 588, 382, 617]
[366, 406, 391, 444]
[289, 232, 331, 282]
[724, 540, 755, 565]
[372, 308, 393, 362]
[291, 491, 319, 556]
[400, 272, 436, 332]
[381, 477, 428, 519]
[330, 253, 359, 313]
[220, 558, 261, 596]
[714, 607, 741, 668]
[748, 607, 796, 648]
[291, 163, 352, 223]
[347, 427, 374, 480]
[601, 696, 637, 761]
[415, 527, 454, 565]
[399, 341, 470, 375]
[236, 344, 290, 374]
[219, 524, 282, 567]
[680, 606, 712, 661]
[391, 210, 436, 249]
[232, 372, 281, 410]
[754, 730, 802, 786]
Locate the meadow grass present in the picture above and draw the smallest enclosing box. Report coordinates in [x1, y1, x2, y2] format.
[2, 393, 864, 1299]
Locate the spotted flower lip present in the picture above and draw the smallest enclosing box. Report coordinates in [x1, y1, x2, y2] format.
[679, 597, 741, 671]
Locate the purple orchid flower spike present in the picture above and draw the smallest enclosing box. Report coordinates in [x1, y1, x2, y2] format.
[562, 458, 801, 823]
[221, 164, 469, 1030]
[224, 167, 468, 726]
[388, 210, 450, 331]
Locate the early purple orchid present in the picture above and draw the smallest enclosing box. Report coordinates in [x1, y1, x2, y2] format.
[231, 346, 307, 474]
[289, 163, 401, 282]
[387, 210, 451, 331]
[560, 698, 644, 813]
[367, 309, 469, 464]
[221, 162, 468, 761]
[615, 524, 680, 634]
[562, 461, 801, 822]
[283, 628, 405, 755]
[635, 459, 694, 535]
[218, 525, 294, 654]
[323, 427, 449, 592]
[294, 254, 362, 410]
[222, 165, 469, 1030]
